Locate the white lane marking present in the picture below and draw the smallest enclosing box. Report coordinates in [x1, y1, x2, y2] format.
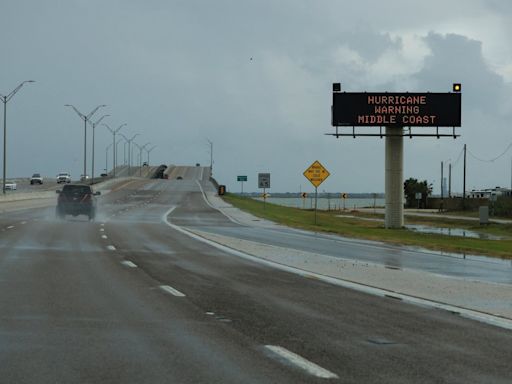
[101, 235, 108, 239]
[159, 285, 186, 297]
[20, 221, 27, 225]
[107, 245, 116, 251]
[162, 207, 512, 331]
[265, 345, 338, 379]
[100, 228, 105, 232]
[7, 225, 15, 229]
[121, 260, 137, 268]
[195, 181, 242, 225]
[100, 223, 105, 226]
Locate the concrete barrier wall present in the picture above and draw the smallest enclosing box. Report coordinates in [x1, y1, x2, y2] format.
[0, 191, 56, 203]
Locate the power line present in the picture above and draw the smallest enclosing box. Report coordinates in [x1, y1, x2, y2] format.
[467, 142, 512, 163]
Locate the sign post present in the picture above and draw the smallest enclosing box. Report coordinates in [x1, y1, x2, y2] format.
[237, 175, 247, 194]
[303, 161, 330, 224]
[258, 173, 270, 210]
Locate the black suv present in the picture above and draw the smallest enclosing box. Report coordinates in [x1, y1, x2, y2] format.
[56, 184, 100, 220]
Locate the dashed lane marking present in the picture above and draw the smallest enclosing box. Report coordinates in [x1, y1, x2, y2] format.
[121, 261, 137, 268]
[107, 245, 116, 251]
[7, 226, 15, 229]
[264, 345, 339, 379]
[101, 235, 108, 239]
[159, 285, 186, 297]
[20, 221, 27, 225]
[100, 228, 105, 232]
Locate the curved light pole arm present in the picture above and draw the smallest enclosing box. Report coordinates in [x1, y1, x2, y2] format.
[4, 80, 35, 103]
[115, 123, 127, 133]
[86, 104, 107, 120]
[102, 123, 114, 134]
[64, 104, 86, 120]
[91, 114, 110, 127]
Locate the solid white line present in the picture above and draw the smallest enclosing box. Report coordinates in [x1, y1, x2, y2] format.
[265, 345, 338, 379]
[121, 260, 137, 268]
[195, 180, 242, 225]
[159, 285, 186, 297]
[161, 207, 512, 331]
[107, 245, 116, 251]
[101, 235, 108, 239]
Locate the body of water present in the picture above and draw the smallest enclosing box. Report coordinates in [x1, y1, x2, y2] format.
[253, 197, 385, 210]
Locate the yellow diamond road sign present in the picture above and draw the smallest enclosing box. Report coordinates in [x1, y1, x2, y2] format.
[303, 160, 330, 188]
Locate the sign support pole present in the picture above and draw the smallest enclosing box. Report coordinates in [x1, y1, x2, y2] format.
[314, 187, 318, 225]
[263, 187, 266, 210]
[385, 126, 404, 228]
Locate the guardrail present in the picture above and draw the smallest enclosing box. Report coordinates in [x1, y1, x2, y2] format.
[0, 191, 56, 203]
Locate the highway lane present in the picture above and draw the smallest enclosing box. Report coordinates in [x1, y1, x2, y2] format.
[185, 182, 512, 285]
[0, 166, 511, 383]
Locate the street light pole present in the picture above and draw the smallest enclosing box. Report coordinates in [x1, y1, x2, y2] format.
[207, 139, 213, 177]
[1, 80, 35, 194]
[133, 142, 150, 176]
[105, 143, 113, 175]
[146, 145, 157, 165]
[89, 114, 109, 184]
[123, 133, 139, 176]
[65, 104, 107, 180]
[103, 123, 127, 178]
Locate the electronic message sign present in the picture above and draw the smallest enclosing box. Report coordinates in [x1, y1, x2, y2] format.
[332, 92, 461, 127]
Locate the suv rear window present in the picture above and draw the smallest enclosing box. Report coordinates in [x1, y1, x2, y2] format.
[62, 185, 92, 195]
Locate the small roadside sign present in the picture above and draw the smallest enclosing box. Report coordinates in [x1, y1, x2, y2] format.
[258, 173, 270, 189]
[237, 175, 247, 182]
[303, 161, 330, 188]
[341, 193, 348, 199]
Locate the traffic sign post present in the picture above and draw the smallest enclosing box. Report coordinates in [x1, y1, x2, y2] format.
[237, 175, 247, 194]
[303, 161, 330, 224]
[341, 192, 348, 211]
[258, 173, 270, 210]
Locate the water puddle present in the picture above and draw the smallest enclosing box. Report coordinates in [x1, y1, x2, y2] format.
[406, 224, 503, 240]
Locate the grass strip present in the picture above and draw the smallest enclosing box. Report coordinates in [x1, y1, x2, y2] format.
[222, 193, 512, 259]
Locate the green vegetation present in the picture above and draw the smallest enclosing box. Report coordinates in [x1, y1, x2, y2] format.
[223, 193, 512, 259]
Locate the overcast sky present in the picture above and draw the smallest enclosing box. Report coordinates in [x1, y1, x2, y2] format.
[1, 0, 511, 193]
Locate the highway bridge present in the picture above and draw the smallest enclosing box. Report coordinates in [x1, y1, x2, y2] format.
[0, 165, 511, 383]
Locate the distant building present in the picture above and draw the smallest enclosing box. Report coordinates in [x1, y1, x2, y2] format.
[468, 187, 511, 199]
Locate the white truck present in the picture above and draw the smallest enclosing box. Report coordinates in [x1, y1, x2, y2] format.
[30, 173, 43, 185]
[56, 173, 71, 184]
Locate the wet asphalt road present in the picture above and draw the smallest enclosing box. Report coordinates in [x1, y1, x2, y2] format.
[0, 166, 511, 383]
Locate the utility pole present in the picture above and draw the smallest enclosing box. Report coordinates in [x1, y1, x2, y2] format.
[440, 161, 444, 211]
[463, 144, 467, 209]
[448, 163, 452, 198]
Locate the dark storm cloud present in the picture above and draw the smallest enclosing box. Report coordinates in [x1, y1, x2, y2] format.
[413, 33, 508, 114]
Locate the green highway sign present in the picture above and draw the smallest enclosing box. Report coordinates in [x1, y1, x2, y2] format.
[237, 175, 247, 182]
